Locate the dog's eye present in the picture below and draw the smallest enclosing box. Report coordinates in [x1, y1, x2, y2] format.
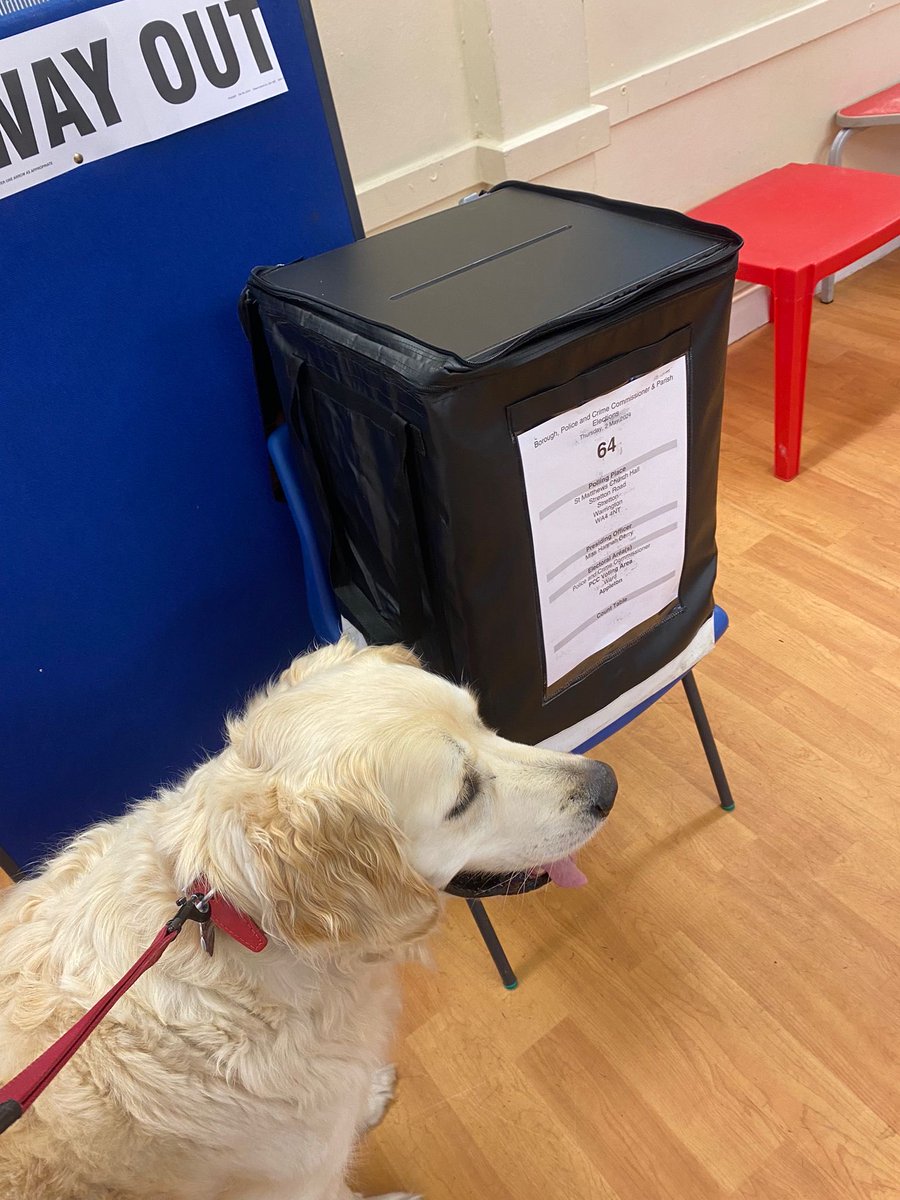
[446, 769, 479, 820]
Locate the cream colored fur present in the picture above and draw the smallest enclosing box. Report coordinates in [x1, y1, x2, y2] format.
[0, 639, 608, 1199]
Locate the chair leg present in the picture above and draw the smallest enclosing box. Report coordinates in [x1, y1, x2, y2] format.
[772, 283, 814, 481]
[466, 899, 518, 989]
[820, 129, 855, 305]
[682, 670, 735, 811]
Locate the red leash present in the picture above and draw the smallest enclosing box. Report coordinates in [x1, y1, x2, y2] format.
[0, 879, 266, 1136]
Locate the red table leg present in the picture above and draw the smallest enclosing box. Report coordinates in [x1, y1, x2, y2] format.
[771, 275, 815, 481]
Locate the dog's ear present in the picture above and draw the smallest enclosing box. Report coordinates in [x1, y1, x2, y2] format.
[244, 778, 439, 953]
[368, 643, 423, 671]
[227, 638, 363, 755]
[274, 636, 361, 691]
[264, 641, 421, 706]
[278, 640, 423, 685]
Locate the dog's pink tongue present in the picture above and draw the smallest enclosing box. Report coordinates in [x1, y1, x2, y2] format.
[544, 856, 588, 888]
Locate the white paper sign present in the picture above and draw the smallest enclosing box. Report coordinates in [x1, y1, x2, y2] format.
[0, 0, 287, 198]
[518, 355, 688, 688]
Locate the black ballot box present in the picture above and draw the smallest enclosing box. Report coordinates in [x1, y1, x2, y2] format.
[241, 181, 741, 748]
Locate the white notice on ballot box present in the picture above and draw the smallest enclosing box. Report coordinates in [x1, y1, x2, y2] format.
[518, 355, 688, 688]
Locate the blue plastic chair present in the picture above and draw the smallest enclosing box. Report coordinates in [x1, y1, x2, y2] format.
[268, 424, 735, 988]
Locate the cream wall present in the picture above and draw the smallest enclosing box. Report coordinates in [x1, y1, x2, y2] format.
[312, 0, 900, 233]
[310, 0, 471, 184]
[592, 6, 900, 209]
[585, 0, 798, 89]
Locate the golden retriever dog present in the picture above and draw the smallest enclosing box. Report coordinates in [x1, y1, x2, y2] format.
[0, 639, 616, 1200]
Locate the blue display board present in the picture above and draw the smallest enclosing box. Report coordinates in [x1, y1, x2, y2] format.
[0, 0, 361, 872]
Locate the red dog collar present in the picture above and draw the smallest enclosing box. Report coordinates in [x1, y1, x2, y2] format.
[186, 876, 268, 953]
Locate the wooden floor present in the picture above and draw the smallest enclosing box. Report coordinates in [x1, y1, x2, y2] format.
[354, 254, 900, 1200]
[3, 256, 899, 1199]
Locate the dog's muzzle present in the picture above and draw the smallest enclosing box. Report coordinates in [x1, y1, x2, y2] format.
[444, 760, 617, 899]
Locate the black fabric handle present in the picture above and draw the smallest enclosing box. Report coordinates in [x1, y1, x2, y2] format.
[298, 370, 431, 652]
[390, 426, 429, 648]
[238, 280, 294, 439]
[238, 284, 293, 501]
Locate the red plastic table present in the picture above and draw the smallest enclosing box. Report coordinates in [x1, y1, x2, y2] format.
[836, 81, 900, 127]
[689, 163, 900, 480]
[821, 82, 900, 302]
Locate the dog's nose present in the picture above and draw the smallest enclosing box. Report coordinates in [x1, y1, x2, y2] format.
[584, 759, 617, 820]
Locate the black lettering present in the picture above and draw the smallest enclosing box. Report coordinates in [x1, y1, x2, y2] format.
[62, 40, 121, 128]
[184, 6, 241, 88]
[140, 21, 197, 104]
[224, 0, 272, 72]
[0, 69, 38, 169]
[32, 58, 95, 149]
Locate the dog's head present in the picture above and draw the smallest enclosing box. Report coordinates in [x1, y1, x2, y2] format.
[192, 639, 616, 954]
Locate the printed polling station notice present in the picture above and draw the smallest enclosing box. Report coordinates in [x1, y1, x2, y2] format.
[518, 355, 688, 688]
